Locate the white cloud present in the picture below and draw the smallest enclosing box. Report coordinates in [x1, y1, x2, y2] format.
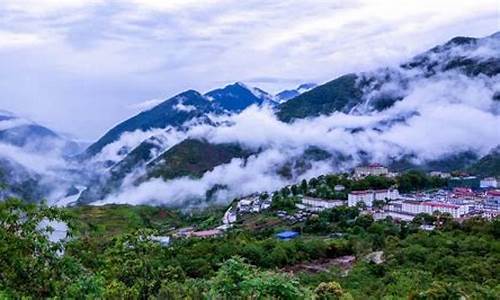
[174, 101, 196, 112]
[0, 30, 44, 48]
[2, 0, 103, 16]
[98, 62, 500, 206]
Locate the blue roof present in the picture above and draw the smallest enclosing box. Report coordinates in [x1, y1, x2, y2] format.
[276, 231, 299, 239]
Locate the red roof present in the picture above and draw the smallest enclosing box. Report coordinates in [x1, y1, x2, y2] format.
[454, 187, 472, 193]
[487, 190, 500, 196]
[351, 190, 372, 195]
[368, 163, 383, 168]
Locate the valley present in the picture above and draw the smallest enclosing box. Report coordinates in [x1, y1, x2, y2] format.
[0, 29, 499, 299]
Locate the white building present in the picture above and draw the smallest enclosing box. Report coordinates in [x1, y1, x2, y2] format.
[301, 197, 344, 212]
[348, 191, 374, 207]
[348, 189, 399, 208]
[334, 185, 346, 192]
[223, 208, 237, 225]
[430, 171, 451, 179]
[374, 189, 400, 201]
[480, 177, 498, 189]
[401, 200, 470, 219]
[354, 163, 389, 178]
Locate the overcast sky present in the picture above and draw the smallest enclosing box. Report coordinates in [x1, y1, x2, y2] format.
[0, 0, 498, 140]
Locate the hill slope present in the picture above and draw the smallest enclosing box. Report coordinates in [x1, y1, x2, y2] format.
[277, 32, 500, 122]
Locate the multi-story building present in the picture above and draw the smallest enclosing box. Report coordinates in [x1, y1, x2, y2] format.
[301, 197, 344, 212]
[480, 177, 498, 189]
[401, 200, 470, 218]
[348, 189, 399, 207]
[484, 190, 500, 211]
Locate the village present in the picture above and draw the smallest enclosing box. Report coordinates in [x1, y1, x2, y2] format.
[156, 163, 500, 243]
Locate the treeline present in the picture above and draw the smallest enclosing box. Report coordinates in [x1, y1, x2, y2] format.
[1, 198, 499, 299]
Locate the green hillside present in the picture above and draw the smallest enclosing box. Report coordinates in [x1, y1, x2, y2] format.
[277, 74, 363, 122]
[147, 139, 253, 180]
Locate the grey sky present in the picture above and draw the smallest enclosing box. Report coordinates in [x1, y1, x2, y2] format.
[0, 0, 498, 140]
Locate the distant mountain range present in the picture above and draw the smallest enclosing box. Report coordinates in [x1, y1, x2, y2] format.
[1, 32, 499, 206]
[278, 34, 500, 122]
[83, 82, 315, 160]
[275, 83, 317, 103]
[0, 111, 86, 201]
[0, 110, 82, 155]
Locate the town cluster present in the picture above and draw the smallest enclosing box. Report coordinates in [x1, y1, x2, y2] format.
[157, 164, 499, 243]
[226, 164, 500, 227]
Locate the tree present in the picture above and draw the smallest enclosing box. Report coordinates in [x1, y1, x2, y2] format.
[102, 228, 173, 299]
[415, 281, 466, 299]
[0, 198, 100, 298]
[315, 281, 353, 300]
[356, 201, 367, 210]
[372, 200, 386, 210]
[209, 257, 306, 299]
[301, 179, 309, 194]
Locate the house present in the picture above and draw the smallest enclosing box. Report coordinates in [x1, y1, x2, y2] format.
[354, 163, 388, 178]
[237, 199, 253, 212]
[223, 208, 237, 225]
[347, 189, 399, 207]
[452, 187, 475, 198]
[348, 190, 374, 207]
[191, 229, 223, 238]
[484, 190, 500, 211]
[276, 231, 299, 240]
[419, 225, 436, 231]
[301, 197, 344, 212]
[175, 227, 195, 238]
[480, 177, 498, 189]
[430, 171, 451, 178]
[334, 185, 346, 192]
[374, 189, 400, 201]
[151, 236, 171, 247]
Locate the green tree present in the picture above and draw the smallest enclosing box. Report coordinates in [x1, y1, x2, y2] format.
[315, 281, 353, 300]
[102, 228, 173, 299]
[0, 198, 101, 298]
[209, 257, 306, 299]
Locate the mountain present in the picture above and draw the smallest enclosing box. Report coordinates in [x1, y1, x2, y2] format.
[467, 147, 500, 177]
[0, 157, 46, 202]
[277, 32, 500, 122]
[77, 138, 253, 204]
[0, 110, 88, 202]
[277, 74, 363, 122]
[275, 83, 317, 102]
[84, 83, 276, 161]
[84, 90, 213, 159]
[75, 32, 500, 205]
[206, 82, 276, 112]
[146, 139, 253, 181]
[0, 110, 81, 155]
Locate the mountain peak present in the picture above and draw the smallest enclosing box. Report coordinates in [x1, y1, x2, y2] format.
[276, 83, 318, 103]
[205, 82, 274, 112]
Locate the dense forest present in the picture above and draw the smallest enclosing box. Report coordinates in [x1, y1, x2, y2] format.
[1, 193, 498, 299]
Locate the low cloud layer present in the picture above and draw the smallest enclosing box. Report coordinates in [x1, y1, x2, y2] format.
[0, 0, 498, 138]
[98, 64, 500, 206]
